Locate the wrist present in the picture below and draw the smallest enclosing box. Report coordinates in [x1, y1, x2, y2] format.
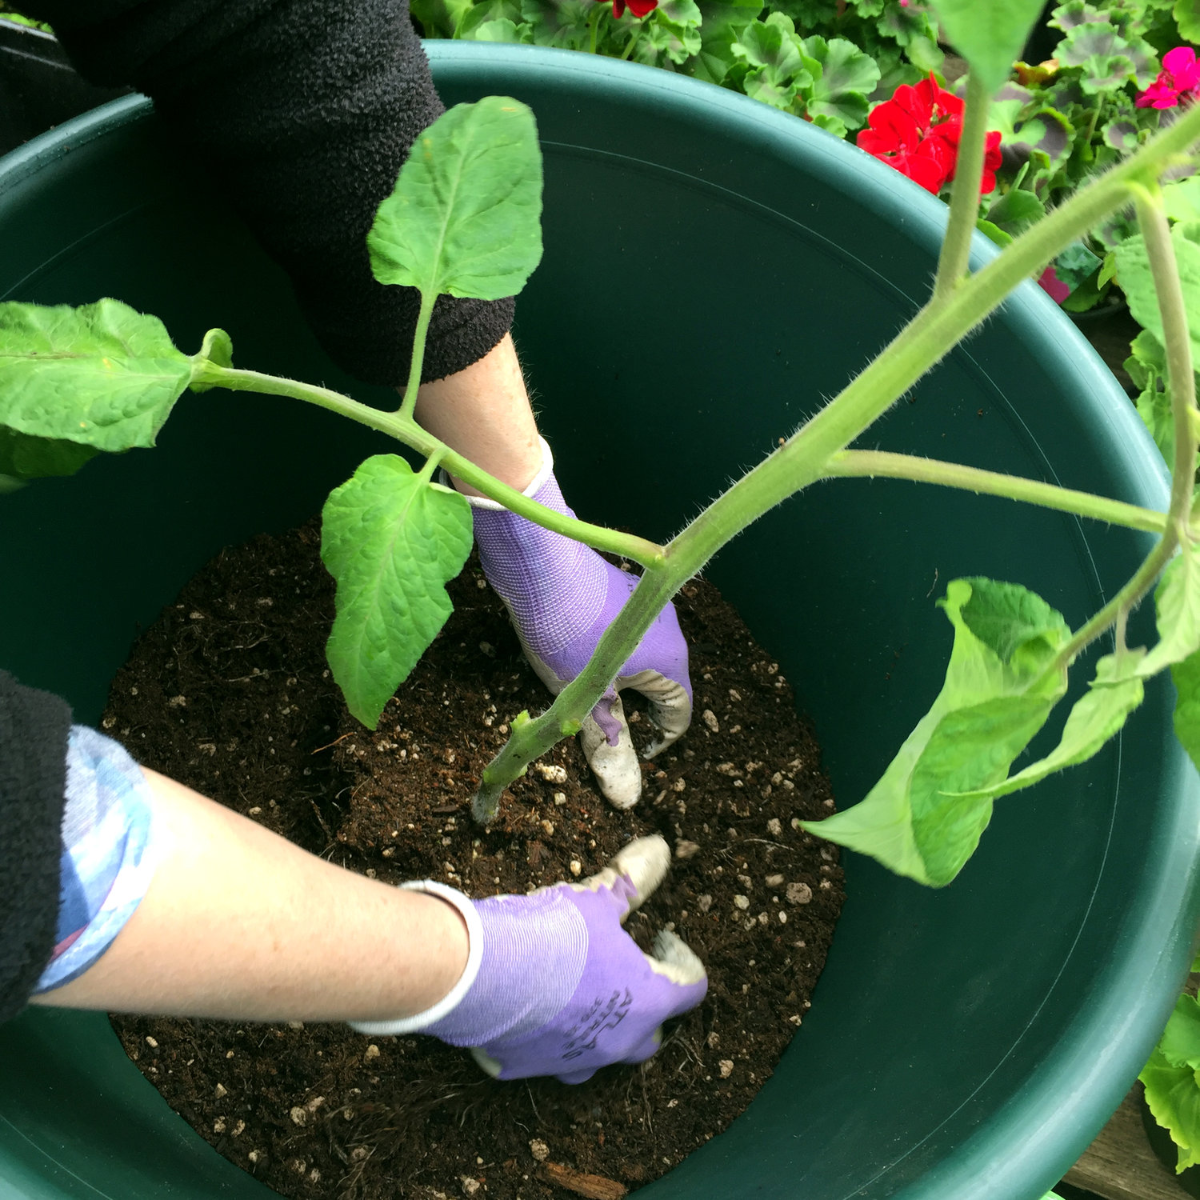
[351, 882, 481, 1036]
[448, 437, 556, 513]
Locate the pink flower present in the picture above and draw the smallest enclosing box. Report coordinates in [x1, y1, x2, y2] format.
[1137, 46, 1200, 110]
[1037, 266, 1071, 304]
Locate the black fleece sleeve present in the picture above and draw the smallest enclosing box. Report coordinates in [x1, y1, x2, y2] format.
[18, 0, 515, 387]
[0, 672, 70, 1024]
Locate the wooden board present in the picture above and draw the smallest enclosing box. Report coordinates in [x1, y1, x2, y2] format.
[1065, 1085, 1191, 1200]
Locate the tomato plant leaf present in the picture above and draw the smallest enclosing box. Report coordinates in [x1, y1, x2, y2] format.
[946, 652, 1144, 803]
[802, 578, 1070, 886]
[0, 299, 192, 453]
[927, 0, 1046, 94]
[0, 426, 99, 483]
[368, 97, 543, 302]
[1172, 641, 1200, 774]
[1135, 549, 1200, 677]
[321, 454, 473, 729]
[1141, 1045, 1200, 1173]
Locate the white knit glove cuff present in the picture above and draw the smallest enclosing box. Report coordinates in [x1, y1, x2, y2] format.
[348, 880, 484, 1036]
[439, 437, 554, 512]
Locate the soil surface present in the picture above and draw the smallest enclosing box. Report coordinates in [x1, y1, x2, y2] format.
[104, 517, 845, 1200]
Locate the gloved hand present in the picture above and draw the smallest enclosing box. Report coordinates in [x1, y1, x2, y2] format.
[463, 440, 692, 809]
[350, 835, 707, 1083]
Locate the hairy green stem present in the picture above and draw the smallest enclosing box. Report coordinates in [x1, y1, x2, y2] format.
[470, 95, 1200, 820]
[397, 291, 436, 421]
[473, 563, 677, 822]
[933, 72, 990, 302]
[824, 450, 1168, 535]
[1053, 192, 1198, 669]
[191, 361, 666, 566]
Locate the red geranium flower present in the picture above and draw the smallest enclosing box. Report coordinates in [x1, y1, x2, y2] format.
[857, 76, 1002, 196]
[1137, 46, 1200, 110]
[603, 0, 656, 17]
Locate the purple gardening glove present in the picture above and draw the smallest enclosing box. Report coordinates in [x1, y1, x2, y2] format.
[350, 836, 707, 1083]
[463, 439, 692, 809]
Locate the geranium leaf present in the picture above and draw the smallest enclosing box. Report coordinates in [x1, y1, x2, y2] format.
[368, 97, 543, 301]
[801, 35, 880, 129]
[321, 454, 473, 729]
[687, 0, 759, 83]
[519, 0, 594, 46]
[1163, 178, 1200, 225]
[1115, 230, 1200, 365]
[946, 653, 1144, 803]
[927, 0, 1045, 93]
[1141, 1047, 1200, 1173]
[732, 20, 803, 75]
[1178, 0, 1200, 44]
[985, 187, 1045, 234]
[802, 578, 1070, 886]
[1160, 993, 1200, 1072]
[0, 299, 192, 453]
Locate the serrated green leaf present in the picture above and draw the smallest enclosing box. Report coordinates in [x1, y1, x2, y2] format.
[732, 19, 803, 74]
[1137, 548, 1200, 677]
[368, 97, 543, 301]
[0, 426, 99, 481]
[927, 0, 1045, 93]
[1116, 229, 1200, 364]
[0, 299, 192, 453]
[321, 454, 473, 729]
[1098, 250, 1117, 289]
[1055, 240, 1102, 290]
[1163, 177, 1200, 225]
[801, 35, 880, 129]
[519, 0, 595, 46]
[977, 218, 1014, 248]
[1172, 641, 1200, 773]
[986, 187, 1046, 234]
[1141, 1046, 1200, 1173]
[1103, 118, 1140, 153]
[1126, 329, 1176, 465]
[947, 653, 1144, 802]
[469, 17, 524, 39]
[802, 578, 1070, 886]
[658, 0, 701, 23]
[1178, 0, 1200, 43]
[1160, 993, 1200, 1071]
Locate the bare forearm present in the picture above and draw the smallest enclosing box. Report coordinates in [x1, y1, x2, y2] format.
[33, 771, 468, 1023]
[414, 333, 542, 495]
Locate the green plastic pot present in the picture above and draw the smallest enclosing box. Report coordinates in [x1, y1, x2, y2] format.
[1, 43, 1198, 1200]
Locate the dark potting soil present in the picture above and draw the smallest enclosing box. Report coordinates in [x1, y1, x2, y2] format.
[104, 518, 845, 1200]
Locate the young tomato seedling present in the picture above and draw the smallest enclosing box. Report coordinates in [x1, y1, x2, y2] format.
[4, 1, 1200, 889]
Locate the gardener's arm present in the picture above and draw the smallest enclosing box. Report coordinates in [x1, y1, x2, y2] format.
[31, 769, 471, 1023]
[23, 722, 707, 1083]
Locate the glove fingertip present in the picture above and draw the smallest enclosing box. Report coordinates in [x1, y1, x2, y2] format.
[556, 1066, 598, 1085]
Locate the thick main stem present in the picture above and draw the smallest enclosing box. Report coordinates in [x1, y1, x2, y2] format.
[471, 98, 1200, 819]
